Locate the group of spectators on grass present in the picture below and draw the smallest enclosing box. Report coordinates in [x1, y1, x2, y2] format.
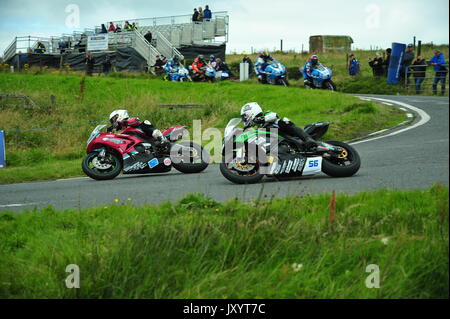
[349, 45, 448, 95]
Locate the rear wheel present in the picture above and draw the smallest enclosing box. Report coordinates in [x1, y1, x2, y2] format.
[171, 142, 209, 173]
[321, 141, 360, 177]
[82, 151, 122, 180]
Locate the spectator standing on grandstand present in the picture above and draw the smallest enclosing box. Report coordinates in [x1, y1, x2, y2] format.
[411, 56, 427, 94]
[382, 48, 392, 76]
[144, 31, 152, 43]
[85, 52, 96, 76]
[428, 50, 448, 95]
[369, 53, 384, 77]
[192, 8, 199, 21]
[132, 22, 139, 31]
[401, 44, 415, 87]
[348, 54, 360, 76]
[35, 42, 46, 54]
[204, 5, 212, 20]
[198, 7, 204, 21]
[108, 22, 116, 32]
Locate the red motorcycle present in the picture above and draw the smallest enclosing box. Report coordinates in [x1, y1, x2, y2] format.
[82, 124, 209, 180]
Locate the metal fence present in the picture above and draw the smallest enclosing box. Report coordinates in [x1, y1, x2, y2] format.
[405, 64, 449, 95]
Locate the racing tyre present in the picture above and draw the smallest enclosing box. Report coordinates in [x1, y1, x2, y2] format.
[324, 80, 336, 91]
[171, 142, 209, 173]
[219, 157, 264, 184]
[321, 141, 360, 177]
[82, 151, 122, 180]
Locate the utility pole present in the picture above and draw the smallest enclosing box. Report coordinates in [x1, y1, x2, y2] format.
[280, 39, 283, 52]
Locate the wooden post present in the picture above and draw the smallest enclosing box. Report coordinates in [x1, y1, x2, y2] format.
[417, 41, 422, 57]
[280, 39, 283, 52]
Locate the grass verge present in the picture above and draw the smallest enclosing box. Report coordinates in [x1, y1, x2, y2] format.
[0, 185, 448, 298]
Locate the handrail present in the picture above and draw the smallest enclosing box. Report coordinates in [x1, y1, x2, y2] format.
[153, 30, 184, 60]
[132, 29, 159, 66]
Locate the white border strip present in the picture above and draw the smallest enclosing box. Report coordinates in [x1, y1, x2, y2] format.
[351, 97, 431, 145]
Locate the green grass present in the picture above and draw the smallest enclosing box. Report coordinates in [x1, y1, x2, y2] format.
[0, 185, 447, 298]
[0, 72, 405, 184]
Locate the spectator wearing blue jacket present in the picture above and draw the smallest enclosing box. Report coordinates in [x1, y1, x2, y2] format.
[348, 54, 360, 76]
[428, 50, 448, 95]
[203, 5, 212, 20]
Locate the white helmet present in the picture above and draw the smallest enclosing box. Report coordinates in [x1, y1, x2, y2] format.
[240, 102, 262, 127]
[109, 109, 129, 126]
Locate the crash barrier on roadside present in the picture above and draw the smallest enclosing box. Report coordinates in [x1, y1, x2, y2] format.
[0, 131, 5, 168]
[387, 42, 406, 85]
[405, 64, 449, 95]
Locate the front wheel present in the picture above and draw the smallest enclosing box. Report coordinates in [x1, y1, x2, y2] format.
[321, 141, 360, 177]
[170, 142, 209, 173]
[324, 80, 336, 91]
[220, 157, 264, 184]
[82, 151, 122, 180]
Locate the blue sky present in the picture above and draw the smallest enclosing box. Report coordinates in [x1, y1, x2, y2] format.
[0, 0, 448, 56]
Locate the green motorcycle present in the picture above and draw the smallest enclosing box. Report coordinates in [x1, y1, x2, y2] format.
[220, 118, 361, 184]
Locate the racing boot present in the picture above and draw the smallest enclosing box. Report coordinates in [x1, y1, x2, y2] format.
[291, 124, 319, 151]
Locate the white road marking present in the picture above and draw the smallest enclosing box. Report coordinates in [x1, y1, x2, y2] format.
[382, 102, 394, 106]
[57, 177, 89, 181]
[351, 97, 431, 145]
[0, 202, 40, 208]
[407, 113, 414, 118]
[368, 129, 388, 136]
[399, 107, 407, 111]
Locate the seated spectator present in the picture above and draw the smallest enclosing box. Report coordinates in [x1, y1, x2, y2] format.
[152, 55, 165, 75]
[131, 22, 139, 31]
[348, 54, 360, 76]
[369, 53, 384, 77]
[124, 21, 133, 31]
[215, 58, 235, 78]
[192, 8, 199, 22]
[108, 22, 116, 32]
[411, 56, 427, 94]
[204, 5, 212, 20]
[115, 24, 122, 32]
[100, 24, 107, 34]
[34, 42, 46, 54]
[144, 31, 152, 43]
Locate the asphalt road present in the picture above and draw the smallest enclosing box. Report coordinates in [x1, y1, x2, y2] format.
[1, 95, 448, 212]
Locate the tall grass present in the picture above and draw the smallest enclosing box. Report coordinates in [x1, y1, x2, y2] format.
[0, 185, 447, 298]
